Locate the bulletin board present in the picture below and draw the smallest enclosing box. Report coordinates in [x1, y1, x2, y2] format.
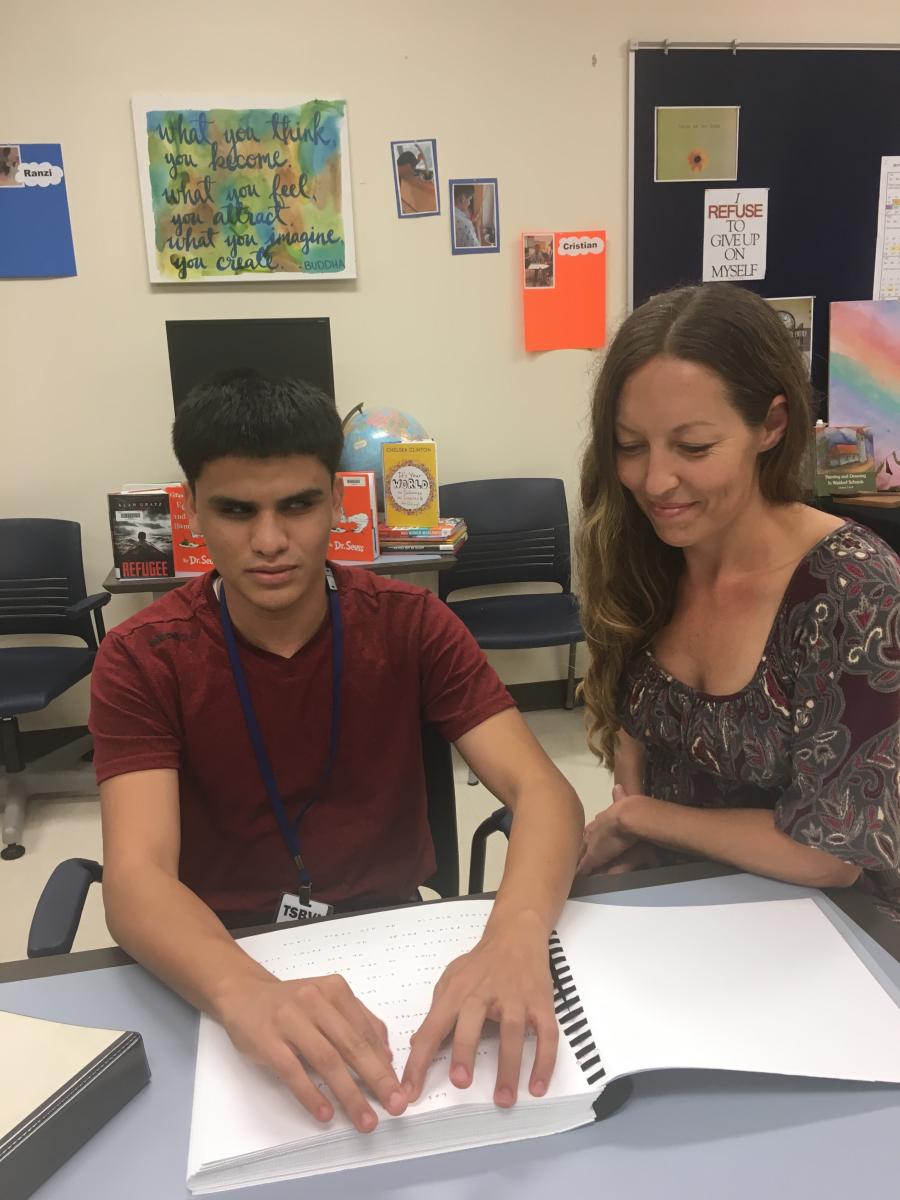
[629, 43, 900, 401]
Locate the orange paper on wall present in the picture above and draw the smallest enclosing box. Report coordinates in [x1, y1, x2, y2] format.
[522, 230, 606, 352]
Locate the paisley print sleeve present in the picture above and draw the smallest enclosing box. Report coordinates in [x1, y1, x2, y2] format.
[774, 530, 900, 881]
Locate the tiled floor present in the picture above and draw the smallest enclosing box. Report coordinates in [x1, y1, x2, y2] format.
[0, 709, 612, 964]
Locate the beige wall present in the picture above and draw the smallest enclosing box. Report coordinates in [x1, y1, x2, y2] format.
[2, 1, 897, 729]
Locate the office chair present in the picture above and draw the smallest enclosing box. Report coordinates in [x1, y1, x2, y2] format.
[27, 724, 469, 956]
[1, 519, 110, 860]
[438, 479, 582, 877]
[438, 478, 584, 709]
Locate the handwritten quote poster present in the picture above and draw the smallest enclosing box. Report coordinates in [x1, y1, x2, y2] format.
[132, 95, 356, 283]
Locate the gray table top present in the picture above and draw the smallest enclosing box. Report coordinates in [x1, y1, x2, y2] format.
[3, 869, 900, 1200]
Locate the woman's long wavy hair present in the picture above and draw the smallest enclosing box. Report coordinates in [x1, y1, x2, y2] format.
[576, 283, 814, 768]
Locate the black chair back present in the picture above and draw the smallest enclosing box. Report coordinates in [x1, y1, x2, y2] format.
[0, 519, 97, 647]
[421, 722, 459, 897]
[438, 478, 572, 599]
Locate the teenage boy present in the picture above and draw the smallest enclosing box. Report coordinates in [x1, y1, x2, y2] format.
[91, 370, 583, 1135]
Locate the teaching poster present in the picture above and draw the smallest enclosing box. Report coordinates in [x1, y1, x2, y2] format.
[0, 143, 76, 278]
[132, 95, 356, 283]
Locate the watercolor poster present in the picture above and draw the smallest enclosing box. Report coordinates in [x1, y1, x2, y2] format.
[829, 300, 900, 490]
[0, 143, 76, 277]
[655, 107, 739, 183]
[522, 231, 606, 352]
[132, 95, 356, 283]
[765, 296, 814, 377]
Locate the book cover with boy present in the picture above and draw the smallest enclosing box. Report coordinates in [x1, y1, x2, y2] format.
[382, 441, 439, 528]
[108, 492, 175, 579]
[328, 471, 379, 562]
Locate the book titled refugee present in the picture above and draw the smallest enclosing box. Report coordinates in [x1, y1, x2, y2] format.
[108, 491, 175, 580]
[0, 1011, 150, 1200]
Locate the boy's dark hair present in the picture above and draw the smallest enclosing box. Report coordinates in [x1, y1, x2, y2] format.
[172, 368, 344, 489]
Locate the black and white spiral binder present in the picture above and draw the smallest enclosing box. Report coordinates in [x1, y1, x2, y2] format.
[549, 931, 633, 1120]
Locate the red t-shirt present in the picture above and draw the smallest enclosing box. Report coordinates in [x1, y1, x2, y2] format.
[89, 565, 514, 921]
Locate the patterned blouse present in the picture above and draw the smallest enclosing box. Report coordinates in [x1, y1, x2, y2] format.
[620, 523, 900, 915]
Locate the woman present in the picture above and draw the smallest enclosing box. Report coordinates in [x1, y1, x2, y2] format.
[576, 283, 899, 915]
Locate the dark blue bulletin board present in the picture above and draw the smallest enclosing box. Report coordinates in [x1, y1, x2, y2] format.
[629, 45, 900, 405]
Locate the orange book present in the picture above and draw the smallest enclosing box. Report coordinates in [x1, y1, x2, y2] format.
[166, 485, 214, 575]
[329, 471, 380, 562]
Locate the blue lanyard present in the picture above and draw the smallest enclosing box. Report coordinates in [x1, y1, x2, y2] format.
[218, 570, 343, 901]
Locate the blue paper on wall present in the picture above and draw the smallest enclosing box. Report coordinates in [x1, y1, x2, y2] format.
[0, 143, 77, 277]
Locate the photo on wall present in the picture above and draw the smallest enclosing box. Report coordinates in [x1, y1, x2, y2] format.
[523, 234, 554, 288]
[655, 106, 740, 183]
[449, 178, 499, 254]
[765, 296, 814, 377]
[0, 144, 23, 187]
[391, 139, 440, 218]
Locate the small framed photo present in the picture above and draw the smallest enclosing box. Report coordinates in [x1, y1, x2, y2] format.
[523, 233, 555, 289]
[391, 139, 440, 218]
[0, 145, 24, 188]
[449, 178, 499, 254]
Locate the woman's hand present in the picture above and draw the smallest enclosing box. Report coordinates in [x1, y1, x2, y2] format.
[598, 840, 662, 875]
[576, 785, 641, 875]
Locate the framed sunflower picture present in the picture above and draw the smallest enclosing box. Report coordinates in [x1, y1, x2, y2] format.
[654, 106, 739, 183]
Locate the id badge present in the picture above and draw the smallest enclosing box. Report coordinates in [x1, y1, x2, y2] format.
[275, 891, 334, 923]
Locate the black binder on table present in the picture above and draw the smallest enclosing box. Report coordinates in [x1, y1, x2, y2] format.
[0, 1010, 150, 1200]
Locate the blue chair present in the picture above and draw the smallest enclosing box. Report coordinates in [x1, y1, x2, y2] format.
[0, 519, 110, 860]
[438, 478, 584, 889]
[438, 478, 584, 708]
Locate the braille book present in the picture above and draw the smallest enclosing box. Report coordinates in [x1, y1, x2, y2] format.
[187, 894, 900, 1192]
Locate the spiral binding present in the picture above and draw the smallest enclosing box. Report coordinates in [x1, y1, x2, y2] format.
[549, 932, 606, 1087]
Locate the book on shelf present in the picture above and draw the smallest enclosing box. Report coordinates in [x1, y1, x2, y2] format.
[378, 537, 466, 555]
[814, 424, 877, 496]
[108, 491, 175, 580]
[378, 517, 467, 554]
[186, 892, 900, 1193]
[328, 471, 380, 563]
[0, 1011, 150, 1200]
[109, 484, 213, 578]
[382, 441, 439, 528]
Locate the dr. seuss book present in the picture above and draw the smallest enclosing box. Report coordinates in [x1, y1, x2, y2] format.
[165, 484, 214, 575]
[328, 471, 379, 562]
[382, 442, 439, 528]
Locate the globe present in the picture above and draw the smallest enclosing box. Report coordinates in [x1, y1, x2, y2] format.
[339, 405, 430, 507]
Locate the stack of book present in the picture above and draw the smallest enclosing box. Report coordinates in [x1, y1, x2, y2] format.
[378, 517, 467, 556]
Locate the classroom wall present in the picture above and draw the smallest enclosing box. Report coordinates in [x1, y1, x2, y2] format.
[2, 0, 897, 730]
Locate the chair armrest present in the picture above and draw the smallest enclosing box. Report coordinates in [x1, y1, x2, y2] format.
[66, 592, 111, 619]
[467, 806, 513, 895]
[66, 592, 111, 643]
[27, 858, 103, 958]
